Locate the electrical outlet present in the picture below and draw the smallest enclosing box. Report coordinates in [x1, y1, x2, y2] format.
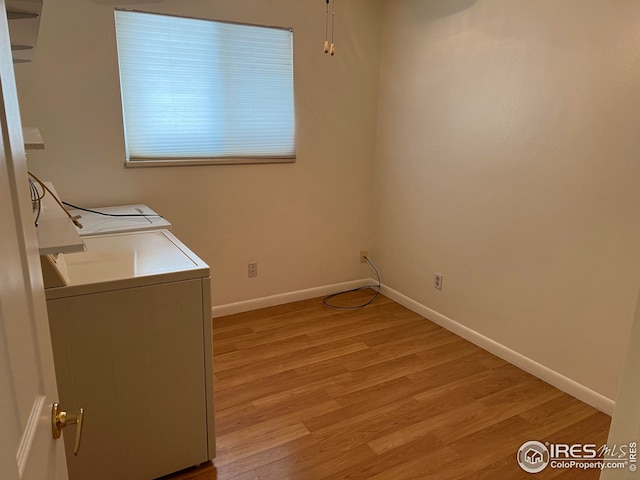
[248, 263, 258, 278]
[360, 250, 368, 263]
[434, 273, 443, 290]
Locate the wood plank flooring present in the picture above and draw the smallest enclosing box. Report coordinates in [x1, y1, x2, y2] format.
[163, 290, 611, 480]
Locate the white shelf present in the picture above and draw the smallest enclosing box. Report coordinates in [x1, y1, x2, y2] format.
[23, 126, 43, 149]
[36, 183, 85, 255]
[7, 0, 42, 64]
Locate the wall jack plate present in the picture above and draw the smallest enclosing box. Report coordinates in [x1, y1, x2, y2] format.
[360, 250, 368, 263]
[248, 263, 258, 278]
[434, 273, 443, 290]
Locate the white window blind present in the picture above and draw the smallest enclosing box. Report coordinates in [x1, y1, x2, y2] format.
[114, 10, 295, 166]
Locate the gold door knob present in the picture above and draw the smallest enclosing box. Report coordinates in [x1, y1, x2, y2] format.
[52, 403, 84, 456]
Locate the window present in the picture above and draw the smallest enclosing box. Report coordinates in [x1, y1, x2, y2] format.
[114, 10, 295, 166]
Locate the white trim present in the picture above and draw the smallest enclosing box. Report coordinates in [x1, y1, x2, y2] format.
[16, 395, 45, 476]
[379, 283, 615, 415]
[212, 279, 374, 318]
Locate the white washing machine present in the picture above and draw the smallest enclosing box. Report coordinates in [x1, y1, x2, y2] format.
[41, 204, 171, 288]
[45, 229, 216, 479]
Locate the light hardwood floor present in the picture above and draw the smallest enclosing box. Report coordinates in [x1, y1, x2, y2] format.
[163, 290, 611, 480]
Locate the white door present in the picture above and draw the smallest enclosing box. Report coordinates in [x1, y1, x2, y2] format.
[601, 290, 640, 480]
[0, 0, 69, 477]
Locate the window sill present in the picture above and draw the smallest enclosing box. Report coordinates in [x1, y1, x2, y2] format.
[125, 156, 296, 168]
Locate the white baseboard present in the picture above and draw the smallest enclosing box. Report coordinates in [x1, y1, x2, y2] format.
[212, 278, 374, 318]
[380, 283, 615, 415]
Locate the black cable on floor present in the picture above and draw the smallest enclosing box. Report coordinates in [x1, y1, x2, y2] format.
[322, 256, 381, 310]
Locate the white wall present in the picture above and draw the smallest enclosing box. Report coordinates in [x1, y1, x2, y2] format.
[373, 0, 640, 401]
[15, 0, 382, 307]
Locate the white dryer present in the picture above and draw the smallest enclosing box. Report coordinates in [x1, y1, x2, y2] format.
[66, 204, 172, 236]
